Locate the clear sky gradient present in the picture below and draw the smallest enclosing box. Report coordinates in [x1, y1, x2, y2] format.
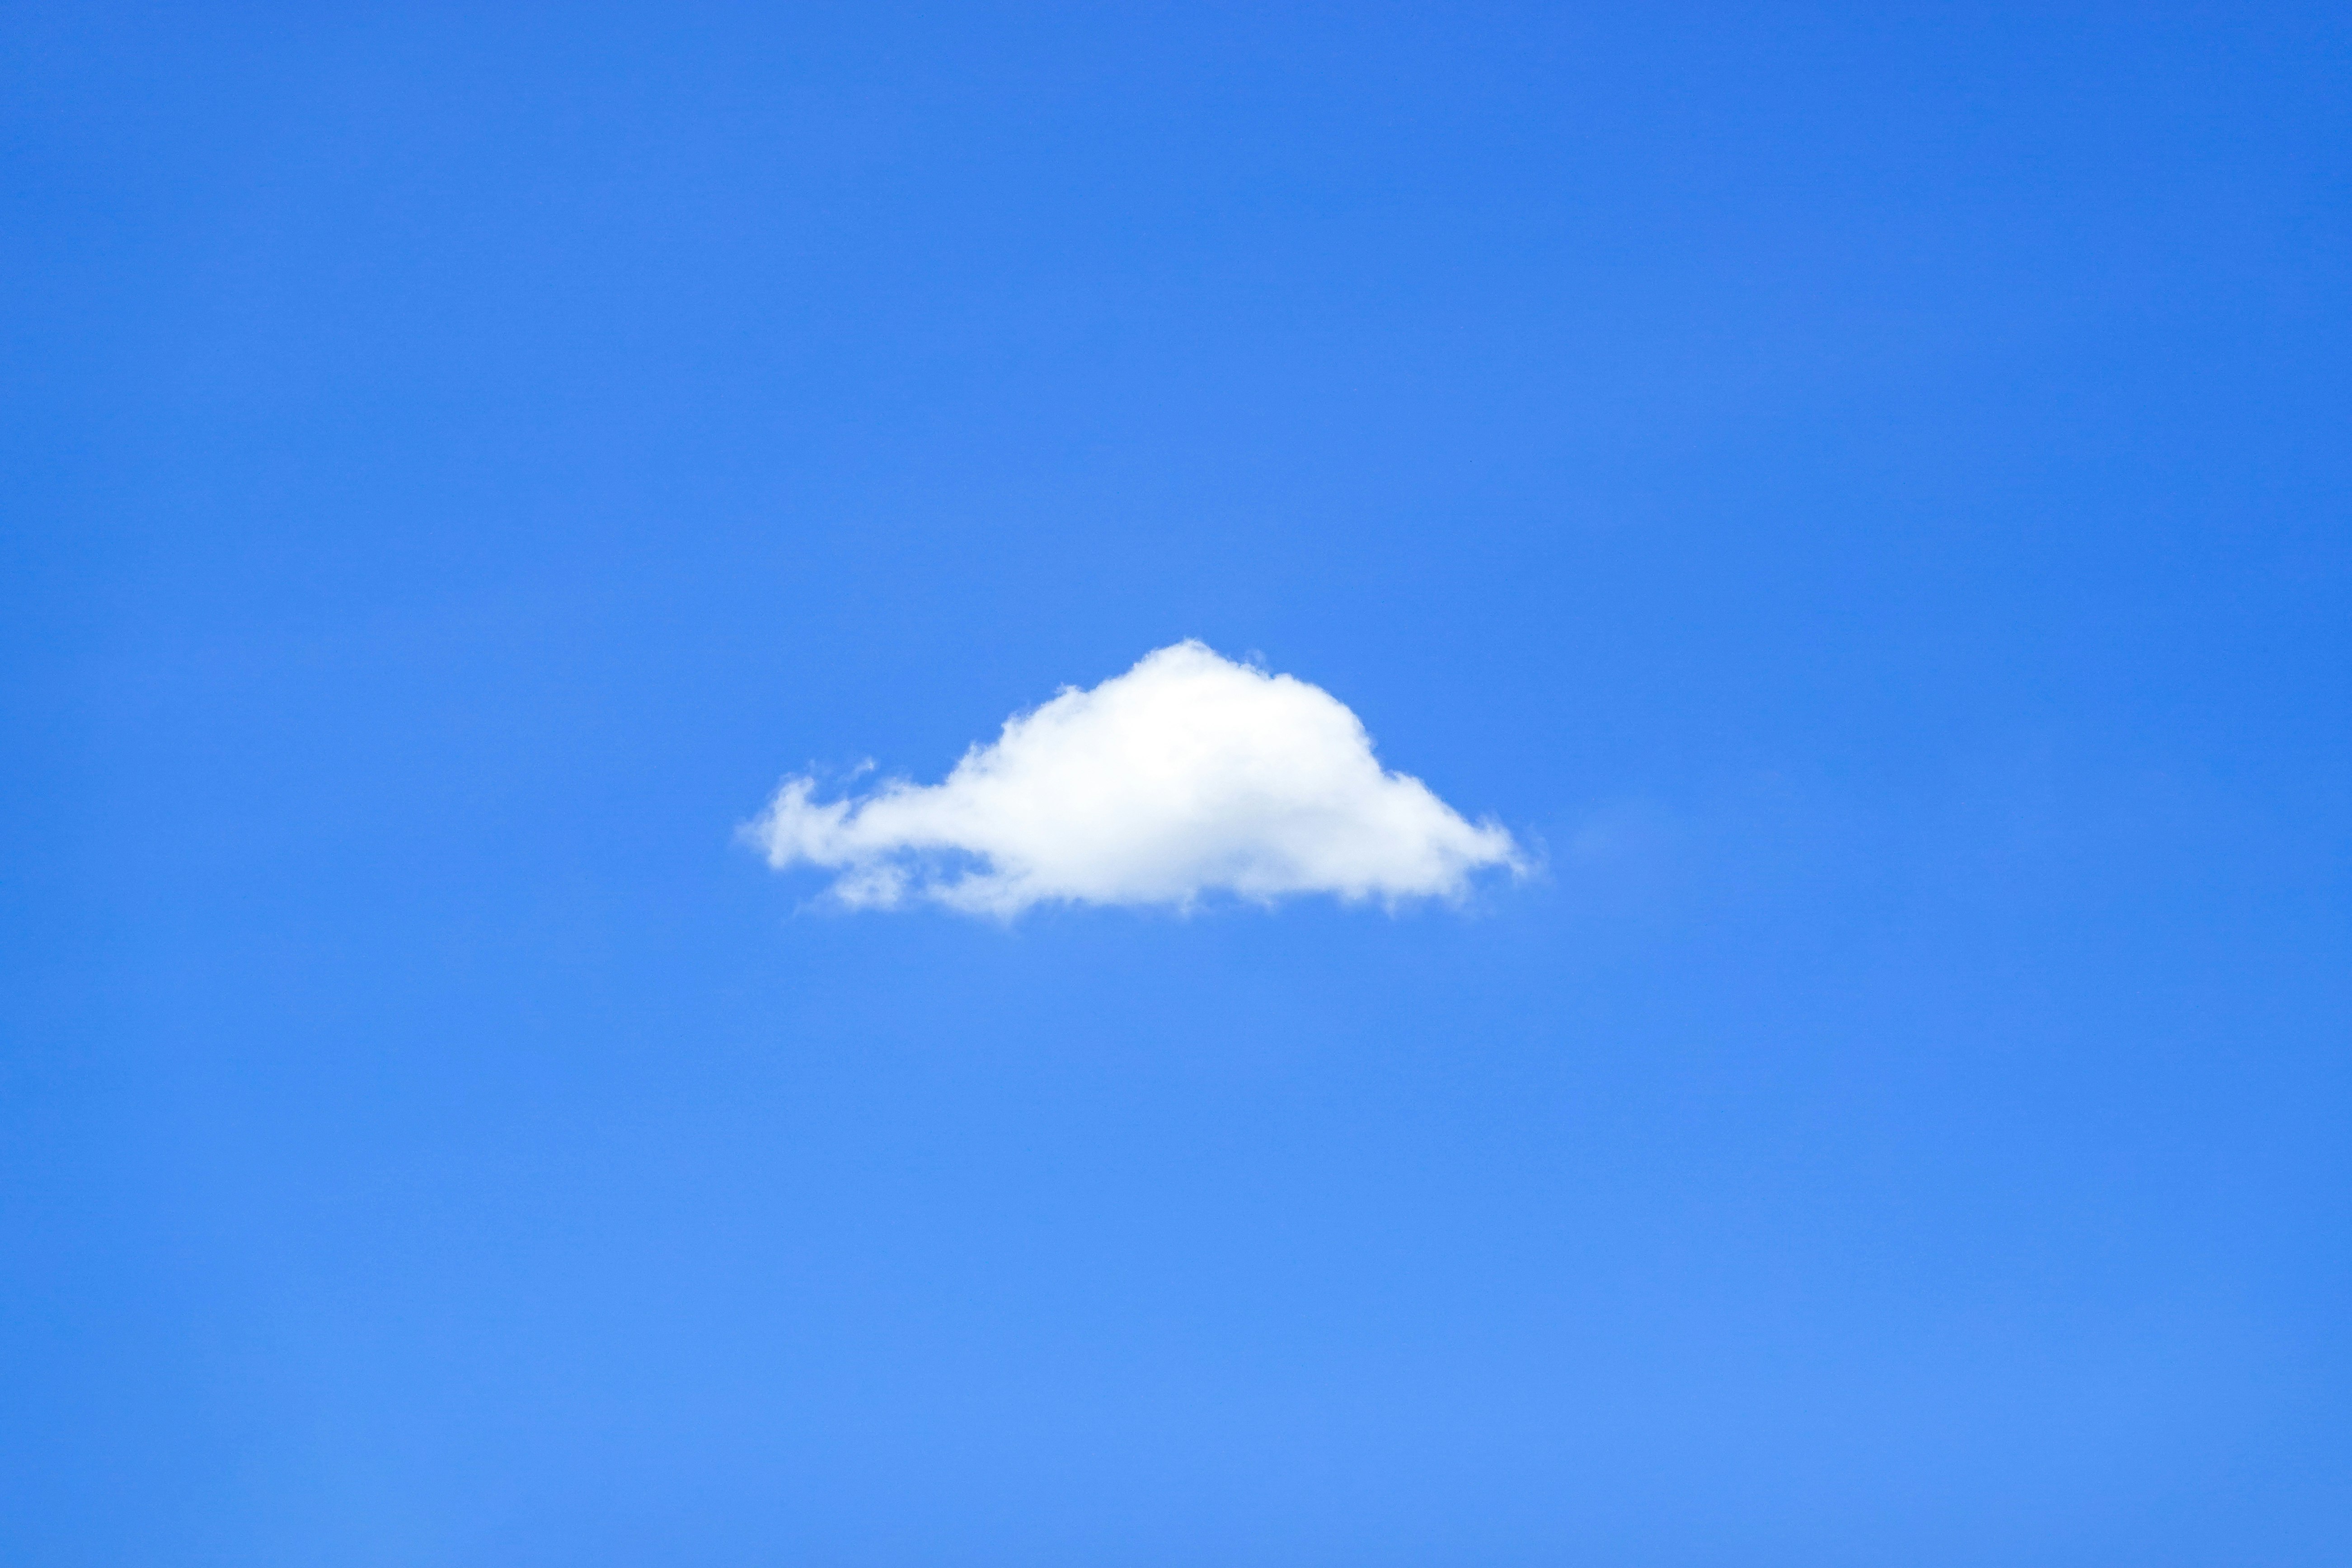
[5, 4, 2348, 1563]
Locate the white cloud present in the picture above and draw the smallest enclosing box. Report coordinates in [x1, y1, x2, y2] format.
[746, 640, 1521, 915]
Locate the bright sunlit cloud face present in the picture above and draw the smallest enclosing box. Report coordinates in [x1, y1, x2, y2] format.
[747, 641, 1521, 915]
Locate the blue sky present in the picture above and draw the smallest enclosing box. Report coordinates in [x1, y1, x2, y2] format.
[4, 4, 2348, 1563]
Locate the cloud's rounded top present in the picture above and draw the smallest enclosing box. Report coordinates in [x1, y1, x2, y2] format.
[749, 640, 1521, 915]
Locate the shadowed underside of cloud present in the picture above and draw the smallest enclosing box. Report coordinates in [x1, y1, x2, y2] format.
[746, 641, 1522, 915]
